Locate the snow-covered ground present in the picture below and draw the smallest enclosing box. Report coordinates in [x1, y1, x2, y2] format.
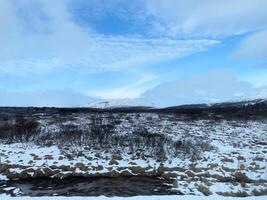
[0, 112, 266, 197]
[0, 194, 266, 200]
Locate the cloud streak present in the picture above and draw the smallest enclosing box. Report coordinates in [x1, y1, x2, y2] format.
[232, 30, 267, 60]
[1, 0, 266, 106]
[144, 0, 267, 38]
[0, 0, 218, 75]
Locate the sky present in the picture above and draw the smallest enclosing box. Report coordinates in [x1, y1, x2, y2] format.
[0, 0, 267, 107]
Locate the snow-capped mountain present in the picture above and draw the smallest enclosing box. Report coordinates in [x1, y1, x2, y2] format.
[81, 98, 267, 111]
[82, 98, 155, 108]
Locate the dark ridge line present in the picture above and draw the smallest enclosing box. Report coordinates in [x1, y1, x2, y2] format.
[0, 99, 266, 116]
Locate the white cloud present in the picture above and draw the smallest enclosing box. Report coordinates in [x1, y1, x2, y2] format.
[239, 69, 267, 87]
[93, 73, 161, 99]
[0, 0, 218, 75]
[0, 89, 97, 107]
[1, 0, 265, 107]
[144, 0, 267, 38]
[142, 70, 267, 107]
[1, 71, 266, 107]
[232, 30, 267, 60]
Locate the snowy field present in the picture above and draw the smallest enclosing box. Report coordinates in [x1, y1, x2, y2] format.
[0, 111, 266, 197]
[0, 194, 266, 200]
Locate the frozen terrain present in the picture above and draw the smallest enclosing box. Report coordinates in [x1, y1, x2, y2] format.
[0, 194, 266, 200]
[0, 99, 266, 197]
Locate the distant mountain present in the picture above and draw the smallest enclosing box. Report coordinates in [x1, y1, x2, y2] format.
[76, 98, 267, 118]
[211, 98, 267, 108]
[0, 98, 266, 118]
[82, 98, 155, 108]
[82, 97, 267, 110]
[163, 98, 267, 110]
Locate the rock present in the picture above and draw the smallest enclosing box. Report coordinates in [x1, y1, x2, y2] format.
[32, 155, 41, 160]
[237, 155, 246, 161]
[207, 163, 218, 169]
[120, 170, 132, 177]
[185, 170, 195, 177]
[44, 155, 54, 160]
[144, 169, 157, 176]
[58, 156, 64, 160]
[49, 165, 59, 170]
[59, 165, 72, 171]
[95, 165, 104, 171]
[162, 172, 177, 179]
[19, 172, 31, 179]
[165, 166, 186, 172]
[109, 159, 119, 165]
[85, 156, 93, 161]
[94, 153, 101, 158]
[3, 169, 19, 179]
[108, 170, 120, 177]
[191, 167, 202, 173]
[197, 184, 212, 196]
[82, 172, 90, 177]
[234, 172, 251, 183]
[128, 166, 147, 175]
[221, 157, 234, 163]
[211, 174, 231, 182]
[0, 164, 10, 172]
[75, 163, 87, 171]
[66, 154, 73, 160]
[42, 168, 59, 177]
[53, 172, 69, 179]
[33, 169, 45, 178]
[117, 167, 127, 171]
[112, 154, 123, 160]
[77, 151, 84, 157]
[28, 160, 34, 165]
[19, 168, 35, 179]
[128, 162, 137, 165]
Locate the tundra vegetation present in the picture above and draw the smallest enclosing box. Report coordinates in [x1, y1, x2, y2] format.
[0, 100, 266, 197]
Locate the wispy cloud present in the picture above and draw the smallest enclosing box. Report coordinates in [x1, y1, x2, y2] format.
[144, 0, 267, 38]
[232, 30, 267, 60]
[1, 0, 266, 106]
[0, 0, 218, 75]
[93, 73, 161, 99]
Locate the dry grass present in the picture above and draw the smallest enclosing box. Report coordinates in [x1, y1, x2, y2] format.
[222, 166, 235, 172]
[221, 157, 234, 163]
[253, 156, 265, 162]
[217, 191, 249, 197]
[252, 188, 267, 196]
[197, 184, 212, 196]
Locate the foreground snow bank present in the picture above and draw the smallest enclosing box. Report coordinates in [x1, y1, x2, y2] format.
[0, 195, 266, 200]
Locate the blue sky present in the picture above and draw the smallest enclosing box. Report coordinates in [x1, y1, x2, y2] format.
[0, 0, 267, 106]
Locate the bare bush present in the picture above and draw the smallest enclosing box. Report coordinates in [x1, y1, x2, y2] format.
[0, 116, 39, 143]
[0, 112, 214, 160]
